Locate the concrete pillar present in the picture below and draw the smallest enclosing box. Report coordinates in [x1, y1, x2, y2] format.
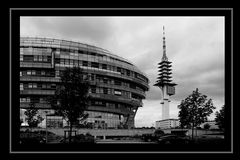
[162, 86, 170, 120]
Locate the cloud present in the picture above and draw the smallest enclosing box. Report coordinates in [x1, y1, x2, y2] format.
[21, 17, 115, 47]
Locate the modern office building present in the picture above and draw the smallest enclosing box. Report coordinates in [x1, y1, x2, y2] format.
[20, 37, 149, 129]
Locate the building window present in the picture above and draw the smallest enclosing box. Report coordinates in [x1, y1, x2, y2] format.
[32, 83, 37, 88]
[60, 59, 64, 64]
[70, 59, 74, 65]
[43, 56, 48, 62]
[126, 70, 130, 76]
[51, 84, 56, 89]
[55, 58, 60, 64]
[55, 70, 59, 77]
[38, 55, 42, 61]
[47, 56, 52, 62]
[64, 59, 69, 65]
[20, 83, 23, 90]
[34, 55, 38, 61]
[103, 78, 108, 84]
[32, 70, 36, 75]
[74, 60, 78, 66]
[83, 61, 88, 67]
[27, 71, 31, 75]
[20, 55, 23, 61]
[20, 71, 22, 76]
[41, 71, 45, 76]
[23, 55, 34, 62]
[103, 88, 108, 94]
[26, 97, 30, 102]
[42, 84, 46, 89]
[114, 80, 121, 86]
[117, 67, 121, 73]
[114, 90, 122, 96]
[91, 87, 96, 93]
[130, 83, 136, 89]
[28, 83, 33, 88]
[91, 62, 99, 68]
[102, 64, 107, 69]
[47, 84, 51, 89]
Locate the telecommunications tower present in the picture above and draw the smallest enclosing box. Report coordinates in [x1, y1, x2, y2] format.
[154, 26, 177, 120]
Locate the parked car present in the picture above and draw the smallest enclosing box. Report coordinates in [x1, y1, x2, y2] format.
[157, 134, 191, 144]
[142, 129, 165, 142]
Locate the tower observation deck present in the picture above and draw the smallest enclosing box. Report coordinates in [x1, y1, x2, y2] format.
[154, 26, 177, 120]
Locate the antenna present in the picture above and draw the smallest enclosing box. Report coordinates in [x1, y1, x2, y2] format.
[162, 26, 168, 61]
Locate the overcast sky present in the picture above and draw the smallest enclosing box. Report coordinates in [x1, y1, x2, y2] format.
[20, 16, 225, 127]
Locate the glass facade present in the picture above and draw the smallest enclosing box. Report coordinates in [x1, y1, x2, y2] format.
[20, 37, 149, 129]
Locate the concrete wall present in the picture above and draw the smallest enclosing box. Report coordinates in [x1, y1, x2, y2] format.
[21, 128, 222, 138]
[22, 128, 155, 137]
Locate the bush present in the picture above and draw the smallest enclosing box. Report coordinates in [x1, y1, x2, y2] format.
[20, 131, 46, 144]
[64, 133, 95, 144]
[154, 129, 164, 136]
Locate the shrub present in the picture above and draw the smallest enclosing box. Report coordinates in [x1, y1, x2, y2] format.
[64, 133, 95, 144]
[154, 129, 164, 136]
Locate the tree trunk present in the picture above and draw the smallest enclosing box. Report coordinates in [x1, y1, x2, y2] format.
[69, 122, 72, 143]
[192, 123, 194, 140]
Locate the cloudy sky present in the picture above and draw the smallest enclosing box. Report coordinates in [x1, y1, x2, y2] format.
[20, 16, 225, 127]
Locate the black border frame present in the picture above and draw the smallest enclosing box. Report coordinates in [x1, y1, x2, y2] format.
[9, 8, 236, 158]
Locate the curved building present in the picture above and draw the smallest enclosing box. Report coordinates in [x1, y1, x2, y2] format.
[20, 37, 149, 129]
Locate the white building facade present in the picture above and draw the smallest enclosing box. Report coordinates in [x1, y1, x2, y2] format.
[155, 119, 180, 129]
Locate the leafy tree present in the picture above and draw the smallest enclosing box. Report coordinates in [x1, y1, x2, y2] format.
[215, 105, 225, 130]
[48, 67, 90, 143]
[24, 102, 44, 129]
[178, 88, 216, 139]
[203, 123, 210, 130]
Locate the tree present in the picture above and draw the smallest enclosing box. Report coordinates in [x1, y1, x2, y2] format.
[215, 105, 225, 130]
[203, 123, 210, 130]
[24, 102, 44, 129]
[48, 67, 90, 143]
[178, 88, 216, 139]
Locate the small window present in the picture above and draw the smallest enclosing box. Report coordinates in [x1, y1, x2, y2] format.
[55, 58, 60, 64]
[103, 78, 108, 84]
[91, 87, 96, 93]
[42, 84, 46, 88]
[34, 55, 38, 61]
[114, 90, 122, 96]
[20, 83, 23, 90]
[38, 55, 42, 61]
[27, 71, 31, 75]
[102, 64, 107, 69]
[20, 55, 23, 61]
[32, 83, 37, 88]
[91, 62, 99, 68]
[126, 70, 130, 76]
[41, 71, 45, 76]
[117, 67, 121, 73]
[64, 59, 69, 65]
[28, 83, 33, 88]
[83, 61, 88, 67]
[114, 80, 121, 86]
[43, 56, 48, 62]
[103, 88, 108, 94]
[70, 59, 74, 65]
